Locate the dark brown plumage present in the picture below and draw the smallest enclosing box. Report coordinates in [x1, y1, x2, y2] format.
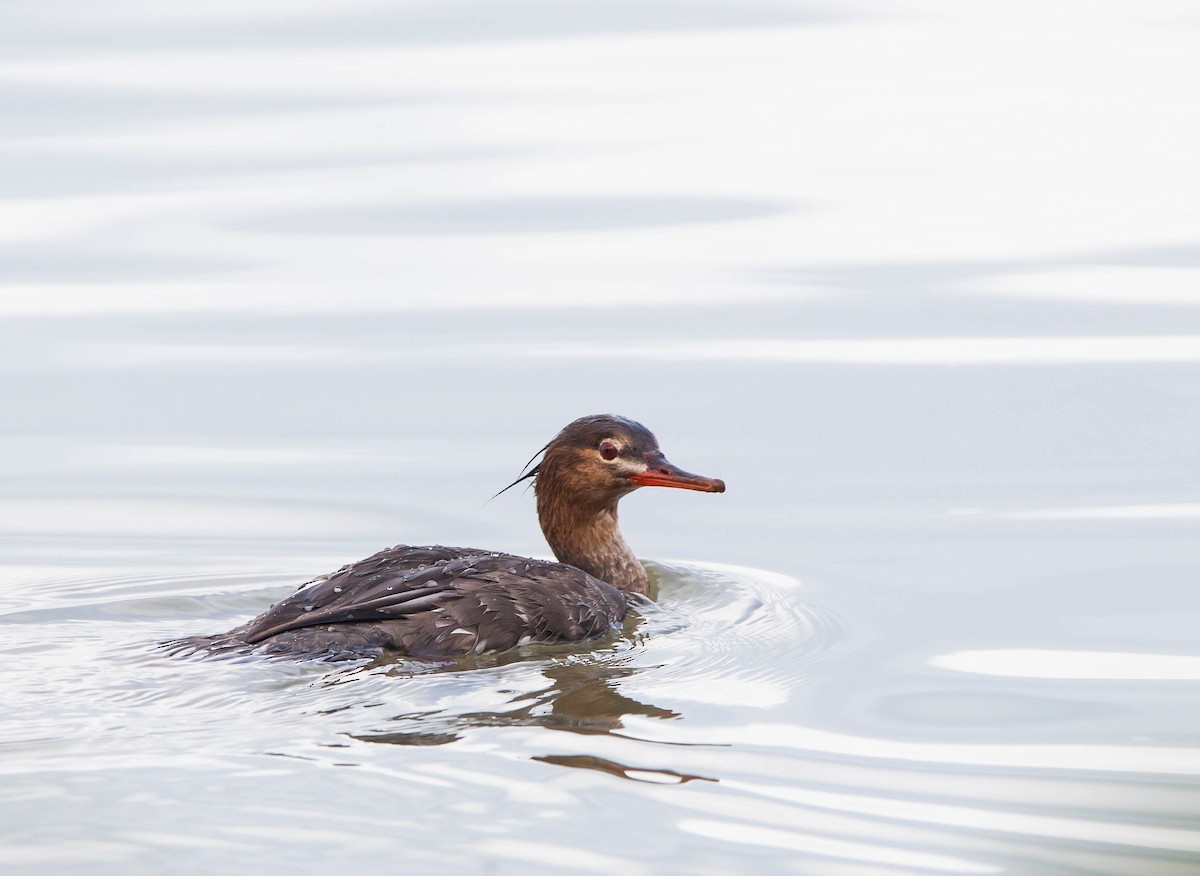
[170, 414, 724, 660]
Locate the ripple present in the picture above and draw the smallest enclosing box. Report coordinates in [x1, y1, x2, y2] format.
[626, 560, 842, 708]
[320, 560, 843, 743]
[4, 560, 1197, 873]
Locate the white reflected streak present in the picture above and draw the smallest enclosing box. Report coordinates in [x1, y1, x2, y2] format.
[931, 649, 1200, 681]
[972, 267, 1200, 304]
[0, 840, 135, 867]
[0, 436, 501, 477]
[0, 499, 387, 538]
[0, 280, 746, 316]
[628, 720, 1200, 777]
[71, 443, 352, 468]
[1001, 503, 1200, 520]
[654, 334, 1160, 367]
[638, 675, 789, 709]
[678, 819, 1001, 874]
[33, 335, 1200, 371]
[575, 336, 1200, 365]
[720, 779, 1200, 855]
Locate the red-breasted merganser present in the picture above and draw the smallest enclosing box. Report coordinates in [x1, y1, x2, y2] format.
[174, 415, 724, 659]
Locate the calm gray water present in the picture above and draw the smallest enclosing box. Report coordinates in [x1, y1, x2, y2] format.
[2, 1, 1199, 873]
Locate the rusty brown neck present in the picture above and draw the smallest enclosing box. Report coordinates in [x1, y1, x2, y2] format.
[536, 484, 649, 595]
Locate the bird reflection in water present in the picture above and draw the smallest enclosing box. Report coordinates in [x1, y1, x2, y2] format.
[533, 755, 715, 785]
[352, 661, 677, 748]
[351, 659, 717, 784]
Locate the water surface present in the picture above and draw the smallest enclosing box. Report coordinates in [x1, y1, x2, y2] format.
[1, 1, 1199, 873]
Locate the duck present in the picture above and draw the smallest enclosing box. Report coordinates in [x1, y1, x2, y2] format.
[172, 414, 724, 659]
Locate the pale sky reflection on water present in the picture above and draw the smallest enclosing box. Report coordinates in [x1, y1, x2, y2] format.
[2, 1, 1200, 874]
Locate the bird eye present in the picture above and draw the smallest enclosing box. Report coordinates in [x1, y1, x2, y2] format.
[599, 440, 619, 461]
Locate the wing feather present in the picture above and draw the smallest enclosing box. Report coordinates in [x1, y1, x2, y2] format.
[227, 544, 627, 657]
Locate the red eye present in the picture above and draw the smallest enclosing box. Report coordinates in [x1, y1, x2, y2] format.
[599, 440, 619, 461]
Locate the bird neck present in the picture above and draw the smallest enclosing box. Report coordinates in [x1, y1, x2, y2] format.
[536, 492, 650, 595]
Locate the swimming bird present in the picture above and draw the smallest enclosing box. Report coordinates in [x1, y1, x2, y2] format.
[173, 415, 724, 659]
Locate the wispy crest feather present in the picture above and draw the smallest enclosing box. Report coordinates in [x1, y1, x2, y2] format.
[488, 440, 550, 501]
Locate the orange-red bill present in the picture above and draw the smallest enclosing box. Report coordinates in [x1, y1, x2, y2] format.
[629, 457, 725, 493]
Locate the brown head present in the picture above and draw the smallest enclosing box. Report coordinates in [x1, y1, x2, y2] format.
[533, 414, 725, 507]
[508, 414, 724, 592]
